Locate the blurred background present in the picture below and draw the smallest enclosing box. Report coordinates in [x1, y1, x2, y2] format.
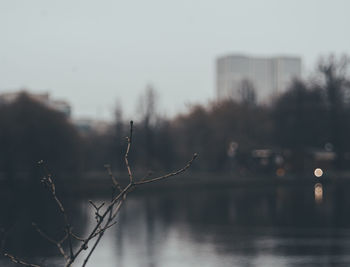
[1, 0, 350, 266]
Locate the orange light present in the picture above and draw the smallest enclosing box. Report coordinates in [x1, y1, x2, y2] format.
[276, 168, 285, 177]
[314, 183, 323, 204]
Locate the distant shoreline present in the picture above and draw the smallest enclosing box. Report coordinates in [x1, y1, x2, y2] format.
[2, 171, 348, 197]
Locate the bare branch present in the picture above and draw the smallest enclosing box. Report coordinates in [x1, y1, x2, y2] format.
[4, 253, 41, 267]
[70, 232, 84, 242]
[125, 120, 134, 183]
[88, 200, 105, 223]
[81, 234, 103, 267]
[81, 218, 118, 267]
[32, 223, 59, 245]
[111, 198, 126, 219]
[32, 223, 69, 260]
[77, 151, 197, 267]
[90, 221, 117, 239]
[137, 171, 154, 184]
[88, 200, 105, 212]
[7, 123, 198, 267]
[104, 164, 122, 192]
[38, 161, 74, 260]
[134, 153, 198, 185]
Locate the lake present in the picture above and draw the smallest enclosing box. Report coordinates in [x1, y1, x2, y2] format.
[2, 179, 350, 266]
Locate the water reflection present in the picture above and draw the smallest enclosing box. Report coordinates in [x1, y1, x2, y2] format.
[314, 183, 323, 204]
[78, 184, 350, 267]
[0, 177, 87, 267]
[3, 183, 350, 266]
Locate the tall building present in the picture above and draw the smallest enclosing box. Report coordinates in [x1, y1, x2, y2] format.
[216, 54, 302, 103]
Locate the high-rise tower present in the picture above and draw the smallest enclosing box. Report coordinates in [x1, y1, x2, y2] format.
[216, 54, 302, 103]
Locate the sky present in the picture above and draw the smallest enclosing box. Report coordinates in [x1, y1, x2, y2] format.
[1, 0, 350, 121]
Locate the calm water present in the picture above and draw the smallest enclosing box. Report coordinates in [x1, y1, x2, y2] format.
[2, 181, 350, 266]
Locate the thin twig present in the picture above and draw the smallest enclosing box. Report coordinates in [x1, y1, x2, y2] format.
[32, 223, 61, 245]
[4, 253, 41, 267]
[125, 120, 134, 183]
[39, 161, 74, 260]
[82, 192, 122, 266]
[82, 198, 123, 267]
[134, 153, 198, 185]
[32, 223, 69, 260]
[70, 232, 85, 242]
[90, 221, 117, 239]
[88, 200, 105, 212]
[81, 215, 118, 267]
[81, 232, 104, 267]
[65, 182, 133, 267]
[104, 164, 122, 192]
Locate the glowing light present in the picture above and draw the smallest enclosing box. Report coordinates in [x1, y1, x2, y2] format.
[314, 168, 323, 178]
[276, 168, 285, 177]
[314, 183, 323, 204]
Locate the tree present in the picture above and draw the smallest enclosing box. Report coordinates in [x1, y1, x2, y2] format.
[111, 101, 126, 171]
[135, 85, 159, 169]
[173, 100, 272, 172]
[0, 94, 83, 263]
[317, 55, 350, 168]
[272, 79, 328, 172]
[238, 79, 256, 106]
[137, 84, 159, 127]
[0, 93, 82, 180]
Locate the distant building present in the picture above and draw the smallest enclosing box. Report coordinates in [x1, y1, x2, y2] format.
[216, 54, 302, 103]
[0, 90, 71, 117]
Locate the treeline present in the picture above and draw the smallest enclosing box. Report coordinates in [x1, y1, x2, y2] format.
[88, 55, 350, 175]
[1, 55, 350, 179]
[0, 94, 82, 180]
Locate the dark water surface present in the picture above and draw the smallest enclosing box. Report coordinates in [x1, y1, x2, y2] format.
[2, 181, 350, 266]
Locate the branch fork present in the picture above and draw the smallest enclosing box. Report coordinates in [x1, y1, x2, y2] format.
[4, 120, 197, 267]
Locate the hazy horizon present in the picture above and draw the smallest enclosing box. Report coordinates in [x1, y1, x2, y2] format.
[1, 0, 349, 121]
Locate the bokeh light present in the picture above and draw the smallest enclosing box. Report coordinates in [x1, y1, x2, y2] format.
[314, 183, 323, 204]
[314, 168, 323, 178]
[276, 168, 285, 177]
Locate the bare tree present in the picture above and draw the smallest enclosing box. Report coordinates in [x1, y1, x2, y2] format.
[238, 79, 256, 106]
[4, 121, 197, 267]
[137, 85, 159, 168]
[138, 84, 159, 127]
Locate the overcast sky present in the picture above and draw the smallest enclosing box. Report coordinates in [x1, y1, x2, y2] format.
[1, 0, 349, 121]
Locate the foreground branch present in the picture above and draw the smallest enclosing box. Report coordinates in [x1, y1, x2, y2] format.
[134, 153, 198, 185]
[5, 120, 197, 267]
[4, 253, 40, 267]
